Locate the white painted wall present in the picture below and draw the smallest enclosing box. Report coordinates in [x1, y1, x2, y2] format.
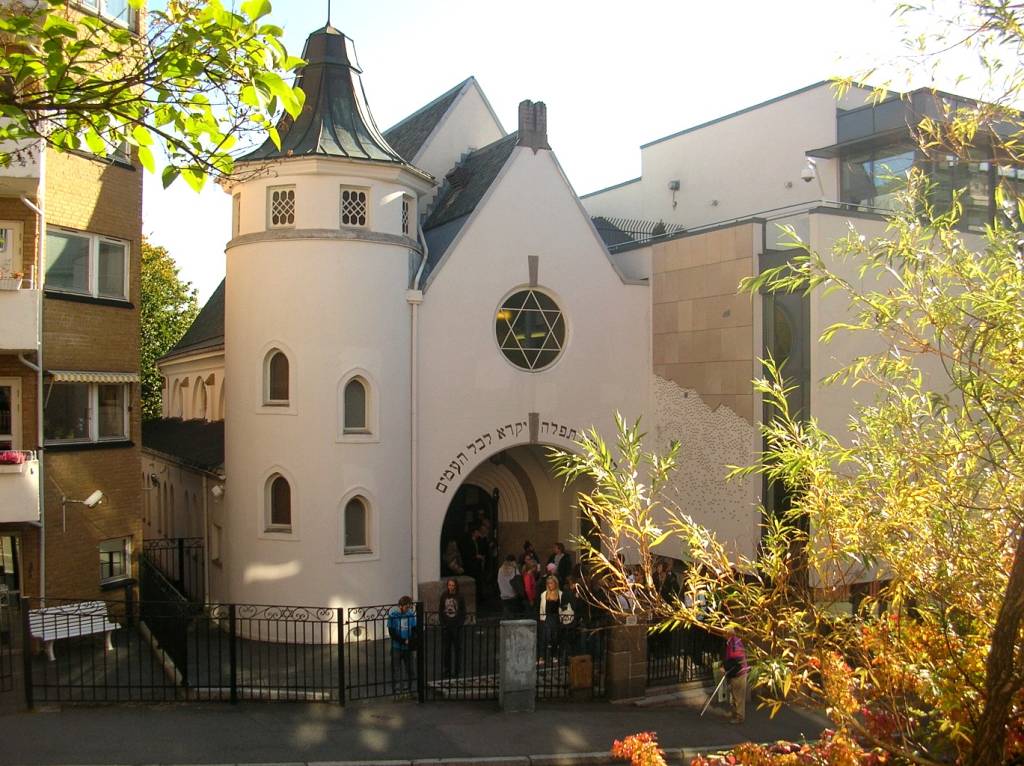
[580, 178, 643, 220]
[416, 145, 651, 586]
[221, 159, 430, 610]
[412, 80, 506, 184]
[160, 351, 224, 421]
[580, 83, 876, 229]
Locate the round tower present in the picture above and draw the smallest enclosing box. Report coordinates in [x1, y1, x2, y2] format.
[219, 25, 434, 609]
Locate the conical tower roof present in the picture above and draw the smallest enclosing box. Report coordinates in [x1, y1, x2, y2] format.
[240, 25, 405, 164]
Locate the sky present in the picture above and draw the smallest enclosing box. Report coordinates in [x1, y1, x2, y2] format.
[142, 0, 960, 303]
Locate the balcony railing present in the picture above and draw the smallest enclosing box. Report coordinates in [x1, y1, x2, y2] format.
[0, 269, 40, 352]
[0, 451, 40, 523]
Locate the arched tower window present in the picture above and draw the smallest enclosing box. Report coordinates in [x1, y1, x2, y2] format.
[266, 474, 292, 531]
[264, 350, 289, 405]
[343, 496, 370, 553]
[193, 378, 207, 421]
[343, 378, 367, 432]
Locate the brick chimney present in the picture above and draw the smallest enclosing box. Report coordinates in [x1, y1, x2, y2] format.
[517, 100, 550, 152]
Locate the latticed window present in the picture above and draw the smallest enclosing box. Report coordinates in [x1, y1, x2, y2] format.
[401, 196, 411, 235]
[268, 186, 295, 228]
[340, 188, 368, 227]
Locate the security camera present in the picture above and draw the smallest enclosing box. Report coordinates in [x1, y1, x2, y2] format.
[83, 490, 104, 508]
[801, 159, 817, 183]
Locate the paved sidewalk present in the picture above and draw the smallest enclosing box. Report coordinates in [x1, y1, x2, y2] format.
[0, 697, 829, 766]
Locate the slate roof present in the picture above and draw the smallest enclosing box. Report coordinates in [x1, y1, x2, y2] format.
[383, 79, 469, 164]
[161, 279, 224, 361]
[239, 25, 405, 164]
[421, 132, 519, 280]
[142, 418, 225, 473]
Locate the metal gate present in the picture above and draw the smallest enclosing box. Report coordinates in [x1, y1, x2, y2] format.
[0, 598, 14, 693]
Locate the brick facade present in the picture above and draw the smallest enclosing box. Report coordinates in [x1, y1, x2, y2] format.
[1, 148, 143, 602]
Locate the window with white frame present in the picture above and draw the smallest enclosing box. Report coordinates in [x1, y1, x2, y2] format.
[78, 0, 139, 29]
[44, 382, 129, 444]
[46, 228, 129, 300]
[265, 474, 292, 531]
[343, 496, 371, 554]
[263, 350, 290, 406]
[401, 195, 411, 235]
[268, 186, 296, 228]
[99, 537, 131, 584]
[340, 187, 368, 227]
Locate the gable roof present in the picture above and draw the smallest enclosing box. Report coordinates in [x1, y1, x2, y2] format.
[142, 418, 225, 473]
[383, 78, 470, 163]
[161, 279, 225, 361]
[421, 132, 519, 280]
[239, 25, 406, 165]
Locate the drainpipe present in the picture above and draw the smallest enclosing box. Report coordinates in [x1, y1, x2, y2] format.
[20, 169, 46, 599]
[406, 225, 429, 597]
[201, 474, 211, 606]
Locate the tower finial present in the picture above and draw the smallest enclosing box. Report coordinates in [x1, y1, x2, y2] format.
[327, 0, 332, 25]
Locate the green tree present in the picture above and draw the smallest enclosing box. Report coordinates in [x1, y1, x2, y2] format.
[0, 0, 304, 190]
[140, 238, 198, 421]
[552, 3, 1024, 762]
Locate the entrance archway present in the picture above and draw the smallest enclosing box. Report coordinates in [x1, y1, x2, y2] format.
[437, 444, 592, 612]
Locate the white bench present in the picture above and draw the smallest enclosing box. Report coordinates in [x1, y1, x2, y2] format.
[29, 601, 119, 661]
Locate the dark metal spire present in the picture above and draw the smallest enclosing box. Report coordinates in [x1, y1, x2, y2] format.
[239, 25, 405, 164]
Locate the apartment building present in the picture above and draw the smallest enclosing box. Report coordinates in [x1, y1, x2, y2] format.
[0, 0, 143, 602]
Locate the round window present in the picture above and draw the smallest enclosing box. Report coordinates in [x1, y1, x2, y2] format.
[495, 289, 566, 371]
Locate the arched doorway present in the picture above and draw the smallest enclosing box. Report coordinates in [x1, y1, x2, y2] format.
[437, 444, 593, 613]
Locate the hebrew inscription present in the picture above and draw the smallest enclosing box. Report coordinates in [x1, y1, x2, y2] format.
[433, 419, 579, 494]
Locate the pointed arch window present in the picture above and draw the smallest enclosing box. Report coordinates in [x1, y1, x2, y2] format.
[344, 496, 370, 554]
[343, 378, 367, 433]
[266, 474, 292, 531]
[264, 350, 289, 405]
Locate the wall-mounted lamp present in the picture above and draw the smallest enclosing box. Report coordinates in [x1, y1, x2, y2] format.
[61, 490, 104, 532]
[668, 179, 680, 210]
[211, 484, 225, 500]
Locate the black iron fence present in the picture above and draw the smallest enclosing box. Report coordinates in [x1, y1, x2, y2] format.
[0, 601, 14, 692]
[646, 623, 719, 687]
[21, 591, 342, 705]
[142, 537, 204, 603]
[16, 591, 625, 707]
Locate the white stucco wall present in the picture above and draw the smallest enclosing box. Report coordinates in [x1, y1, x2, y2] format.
[221, 159, 431, 610]
[580, 178, 644, 220]
[160, 351, 224, 421]
[652, 376, 760, 560]
[412, 81, 506, 185]
[415, 145, 651, 587]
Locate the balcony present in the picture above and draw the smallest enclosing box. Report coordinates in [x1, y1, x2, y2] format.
[0, 451, 40, 524]
[0, 279, 40, 352]
[0, 138, 41, 196]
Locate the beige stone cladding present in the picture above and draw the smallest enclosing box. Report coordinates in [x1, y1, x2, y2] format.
[38, 150, 143, 601]
[651, 222, 759, 424]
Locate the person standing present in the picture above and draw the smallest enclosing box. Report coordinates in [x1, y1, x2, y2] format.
[388, 596, 417, 696]
[538, 575, 562, 664]
[522, 559, 540, 607]
[723, 627, 750, 723]
[497, 555, 520, 619]
[548, 542, 573, 585]
[437, 579, 465, 678]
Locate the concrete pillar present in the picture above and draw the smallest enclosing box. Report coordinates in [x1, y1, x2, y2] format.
[605, 623, 647, 701]
[499, 619, 536, 712]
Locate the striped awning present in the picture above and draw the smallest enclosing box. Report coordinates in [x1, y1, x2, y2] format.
[47, 370, 139, 384]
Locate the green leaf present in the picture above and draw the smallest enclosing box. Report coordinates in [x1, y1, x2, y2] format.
[137, 145, 155, 173]
[241, 0, 272, 20]
[161, 166, 180, 189]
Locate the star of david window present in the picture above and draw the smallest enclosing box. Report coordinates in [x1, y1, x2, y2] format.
[495, 289, 566, 371]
